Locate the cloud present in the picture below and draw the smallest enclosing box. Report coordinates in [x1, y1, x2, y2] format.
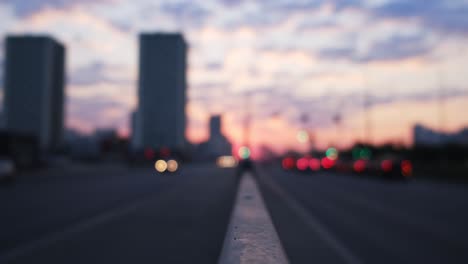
[318, 46, 355, 60]
[0, 0, 116, 17]
[312, 33, 433, 63]
[366, 87, 468, 108]
[219, 0, 244, 6]
[160, 1, 210, 27]
[372, 0, 468, 35]
[357, 33, 434, 62]
[67, 95, 130, 132]
[70, 61, 134, 86]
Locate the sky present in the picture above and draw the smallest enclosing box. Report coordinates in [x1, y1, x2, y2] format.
[0, 0, 467, 155]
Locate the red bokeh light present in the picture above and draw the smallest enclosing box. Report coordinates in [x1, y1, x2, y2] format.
[401, 160, 413, 177]
[282, 157, 295, 170]
[353, 159, 366, 173]
[144, 148, 155, 160]
[296, 157, 309, 171]
[381, 159, 393, 173]
[321, 157, 335, 169]
[160, 147, 171, 158]
[309, 158, 321, 171]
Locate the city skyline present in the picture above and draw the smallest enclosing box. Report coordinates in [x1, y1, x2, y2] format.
[0, 0, 467, 155]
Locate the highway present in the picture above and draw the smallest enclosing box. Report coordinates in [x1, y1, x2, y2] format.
[0, 163, 238, 263]
[1, 162, 468, 263]
[257, 165, 468, 264]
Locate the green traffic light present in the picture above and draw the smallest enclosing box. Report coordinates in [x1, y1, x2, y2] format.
[238, 146, 251, 159]
[326, 147, 338, 160]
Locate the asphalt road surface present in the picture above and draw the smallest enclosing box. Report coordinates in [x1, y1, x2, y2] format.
[0, 163, 238, 264]
[257, 165, 468, 264]
[1, 162, 468, 263]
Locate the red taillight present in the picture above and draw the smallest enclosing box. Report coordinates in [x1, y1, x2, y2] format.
[353, 159, 366, 173]
[321, 157, 335, 169]
[309, 158, 321, 171]
[160, 147, 171, 158]
[381, 159, 393, 173]
[282, 157, 295, 170]
[296, 157, 309, 171]
[144, 148, 155, 160]
[401, 160, 412, 177]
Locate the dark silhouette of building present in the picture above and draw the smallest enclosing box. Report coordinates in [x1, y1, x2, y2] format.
[414, 124, 468, 146]
[133, 33, 187, 151]
[210, 115, 222, 139]
[3, 35, 65, 152]
[197, 115, 232, 160]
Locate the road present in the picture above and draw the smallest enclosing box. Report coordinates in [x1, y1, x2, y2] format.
[0, 163, 238, 263]
[257, 165, 468, 264]
[1, 162, 468, 263]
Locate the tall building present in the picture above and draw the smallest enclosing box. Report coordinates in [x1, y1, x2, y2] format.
[134, 33, 187, 150]
[3, 36, 65, 152]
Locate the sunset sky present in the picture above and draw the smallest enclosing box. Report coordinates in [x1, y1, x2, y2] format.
[0, 0, 467, 154]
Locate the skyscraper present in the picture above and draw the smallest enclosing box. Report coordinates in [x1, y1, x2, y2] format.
[3, 35, 65, 152]
[134, 33, 187, 150]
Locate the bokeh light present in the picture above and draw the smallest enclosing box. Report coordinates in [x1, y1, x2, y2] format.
[144, 148, 155, 160]
[167, 160, 178, 172]
[321, 157, 335, 169]
[353, 159, 366, 173]
[309, 158, 321, 171]
[401, 160, 413, 177]
[326, 147, 339, 160]
[296, 130, 309, 143]
[238, 146, 251, 160]
[296, 157, 309, 171]
[381, 160, 393, 173]
[155, 160, 168, 173]
[217, 156, 238, 168]
[282, 157, 295, 170]
[352, 147, 371, 160]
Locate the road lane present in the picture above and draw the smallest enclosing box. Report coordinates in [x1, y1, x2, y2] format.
[257, 166, 468, 264]
[0, 164, 176, 254]
[1, 163, 238, 264]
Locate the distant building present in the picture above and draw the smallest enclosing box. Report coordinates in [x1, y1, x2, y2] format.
[210, 115, 222, 139]
[197, 115, 232, 160]
[3, 35, 65, 152]
[64, 129, 100, 160]
[413, 124, 468, 146]
[133, 33, 187, 151]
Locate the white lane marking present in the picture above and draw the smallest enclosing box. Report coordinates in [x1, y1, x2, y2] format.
[258, 171, 363, 264]
[218, 173, 289, 264]
[0, 191, 161, 263]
